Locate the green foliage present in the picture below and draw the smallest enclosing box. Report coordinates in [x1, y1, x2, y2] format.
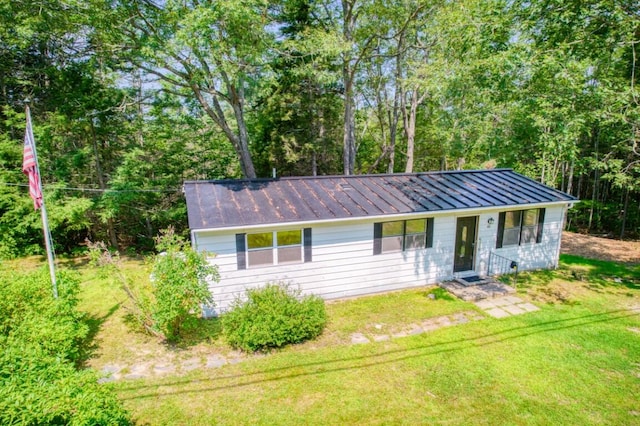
[1, 0, 639, 254]
[0, 268, 87, 363]
[0, 344, 130, 426]
[0, 267, 131, 425]
[222, 282, 327, 352]
[150, 228, 218, 342]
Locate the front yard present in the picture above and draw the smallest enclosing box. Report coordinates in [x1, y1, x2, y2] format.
[71, 250, 640, 425]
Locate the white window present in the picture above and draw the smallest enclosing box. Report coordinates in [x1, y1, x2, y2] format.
[246, 230, 302, 268]
[378, 218, 430, 254]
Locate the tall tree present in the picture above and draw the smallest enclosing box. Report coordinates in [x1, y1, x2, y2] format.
[102, 0, 276, 178]
[252, 0, 344, 177]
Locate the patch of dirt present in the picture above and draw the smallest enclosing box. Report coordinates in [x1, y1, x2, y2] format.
[561, 232, 640, 265]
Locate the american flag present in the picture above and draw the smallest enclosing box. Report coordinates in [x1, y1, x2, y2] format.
[23, 111, 43, 210]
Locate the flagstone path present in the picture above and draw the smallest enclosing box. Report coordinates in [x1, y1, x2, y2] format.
[349, 296, 540, 344]
[99, 296, 541, 383]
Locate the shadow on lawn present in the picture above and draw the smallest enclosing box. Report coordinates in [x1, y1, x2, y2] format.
[560, 254, 640, 291]
[78, 302, 121, 367]
[116, 307, 640, 400]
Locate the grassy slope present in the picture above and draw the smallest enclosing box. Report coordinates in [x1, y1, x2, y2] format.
[105, 255, 640, 425]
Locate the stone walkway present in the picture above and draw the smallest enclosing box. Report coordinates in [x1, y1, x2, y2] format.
[349, 296, 540, 344]
[439, 279, 516, 301]
[98, 352, 246, 383]
[474, 295, 540, 318]
[350, 310, 486, 344]
[100, 295, 541, 382]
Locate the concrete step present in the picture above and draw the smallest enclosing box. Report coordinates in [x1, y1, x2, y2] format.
[439, 279, 516, 302]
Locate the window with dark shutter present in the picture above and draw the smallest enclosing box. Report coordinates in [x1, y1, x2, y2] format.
[536, 208, 546, 243]
[374, 218, 433, 254]
[497, 208, 546, 248]
[373, 222, 382, 255]
[303, 228, 312, 262]
[242, 229, 306, 268]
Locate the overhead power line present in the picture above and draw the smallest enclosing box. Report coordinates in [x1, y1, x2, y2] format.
[0, 182, 181, 193]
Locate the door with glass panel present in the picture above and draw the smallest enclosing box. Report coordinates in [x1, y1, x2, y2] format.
[454, 216, 477, 272]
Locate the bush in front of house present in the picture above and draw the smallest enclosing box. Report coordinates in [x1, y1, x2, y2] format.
[150, 227, 218, 342]
[222, 283, 327, 352]
[89, 228, 219, 342]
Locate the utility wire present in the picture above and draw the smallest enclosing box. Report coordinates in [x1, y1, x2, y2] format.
[0, 182, 181, 193]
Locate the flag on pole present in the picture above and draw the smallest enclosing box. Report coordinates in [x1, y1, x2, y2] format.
[22, 111, 43, 210]
[22, 105, 58, 298]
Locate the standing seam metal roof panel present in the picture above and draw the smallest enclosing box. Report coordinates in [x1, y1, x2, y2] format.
[184, 169, 577, 230]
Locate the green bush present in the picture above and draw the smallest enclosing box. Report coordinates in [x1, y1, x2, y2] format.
[222, 283, 327, 352]
[151, 228, 218, 342]
[0, 343, 130, 425]
[0, 268, 87, 363]
[0, 267, 131, 425]
[88, 229, 219, 342]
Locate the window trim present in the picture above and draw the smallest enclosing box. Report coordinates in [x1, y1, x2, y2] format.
[496, 208, 546, 248]
[247, 230, 302, 268]
[374, 217, 434, 255]
[236, 228, 312, 270]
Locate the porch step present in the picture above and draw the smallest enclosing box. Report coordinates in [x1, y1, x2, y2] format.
[439, 279, 515, 302]
[454, 276, 495, 287]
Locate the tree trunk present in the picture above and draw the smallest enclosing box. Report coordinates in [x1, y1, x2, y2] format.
[343, 85, 356, 175]
[566, 159, 575, 195]
[404, 89, 420, 173]
[387, 46, 403, 174]
[90, 120, 118, 250]
[620, 188, 629, 239]
[588, 129, 600, 231]
[190, 80, 257, 179]
[228, 80, 257, 179]
[342, 0, 357, 176]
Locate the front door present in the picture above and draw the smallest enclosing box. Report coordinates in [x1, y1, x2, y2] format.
[454, 216, 477, 273]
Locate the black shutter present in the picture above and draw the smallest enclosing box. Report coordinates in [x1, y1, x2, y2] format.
[373, 222, 382, 255]
[303, 228, 312, 262]
[536, 208, 546, 244]
[236, 233, 246, 270]
[496, 212, 506, 249]
[426, 218, 434, 248]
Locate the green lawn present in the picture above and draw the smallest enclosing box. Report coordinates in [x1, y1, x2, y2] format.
[18, 254, 640, 425]
[98, 255, 639, 425]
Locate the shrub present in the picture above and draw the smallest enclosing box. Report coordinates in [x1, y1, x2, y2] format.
[222, 283, 327, 352]
[0, 267, 131, 425]
[150, 227, 218, 342]
[88, 228, 219, 342]
[0, 343, 130, 426]
[0, 268, 87, 364]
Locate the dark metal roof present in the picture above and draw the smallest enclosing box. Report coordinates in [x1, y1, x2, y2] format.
[184, 169, 577, 230]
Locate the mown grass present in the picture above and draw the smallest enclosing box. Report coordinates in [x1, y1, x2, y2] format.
[110, 255, 639, 425]
[113, 300, 639, 425]
[7, 253, 640, 425]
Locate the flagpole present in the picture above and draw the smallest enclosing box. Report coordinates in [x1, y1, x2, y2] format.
[24, 104, 58, 299]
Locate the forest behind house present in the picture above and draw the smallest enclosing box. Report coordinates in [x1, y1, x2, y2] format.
[1, 0, 638, 256]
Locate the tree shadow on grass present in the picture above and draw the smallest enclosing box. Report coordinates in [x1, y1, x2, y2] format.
[560, 255, 640, 291]
[78, 302, 121, 367]
[168, 317, 224, 350]
[117, 311, 224, 351]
